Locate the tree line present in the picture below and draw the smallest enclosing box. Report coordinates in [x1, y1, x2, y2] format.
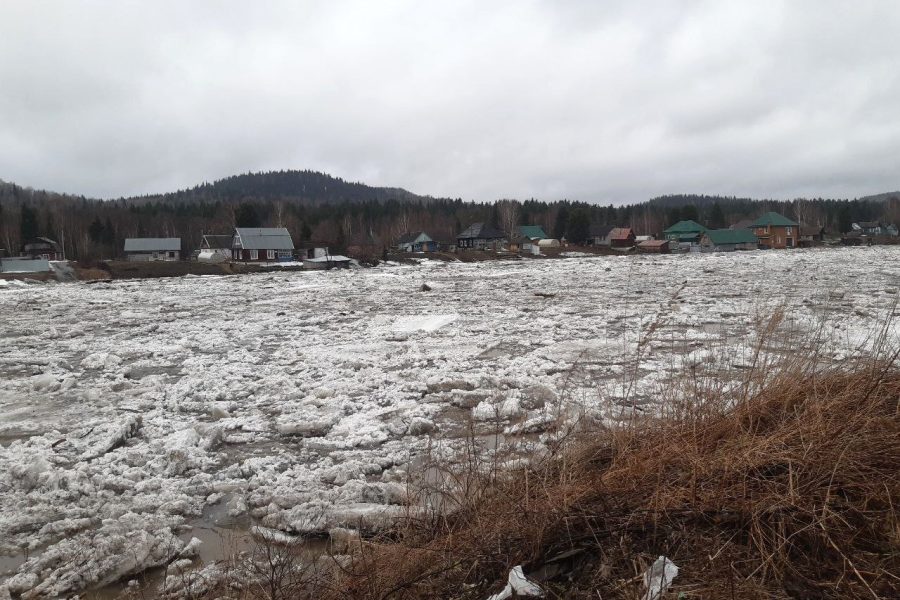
[1, 170, 898, 261]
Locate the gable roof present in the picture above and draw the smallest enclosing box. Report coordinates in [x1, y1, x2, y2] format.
[800, 225, 825, 237]
[664, 220, 708, 234]
[589, 224, 615, 238]
[730, 218, 756, 230]
[234, 227, 294, 250]
[750, 212, 798, 227]
[202, 234, 234, 249]
[457, 222, 505, 240]
[704, 229, 758, 245]
[124, 238, 181, 252]
[22, 237, 61, 249]
[518, 225, 547, 240]
[610, 227, 634, 240]
[396, 231, 431, 244]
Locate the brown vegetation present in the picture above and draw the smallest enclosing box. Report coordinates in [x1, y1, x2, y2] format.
[313, 351, 900, 598]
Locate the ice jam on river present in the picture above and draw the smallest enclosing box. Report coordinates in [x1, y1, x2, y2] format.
[2, 247, 898, 597]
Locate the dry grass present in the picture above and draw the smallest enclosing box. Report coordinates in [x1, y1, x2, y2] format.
[310, 333, 900, 598]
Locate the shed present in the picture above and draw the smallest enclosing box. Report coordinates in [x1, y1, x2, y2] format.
[124, 238, 181, 262]
[303, 254, 352, 270]
[537, 238, 561, 248]
[232, 227, 294, 261]
[636, 239, 670, 254]
[199, 234, 234, 262]
[701, 229, 758, 252]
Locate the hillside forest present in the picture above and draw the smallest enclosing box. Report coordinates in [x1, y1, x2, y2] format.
[1, 170, 899, 260]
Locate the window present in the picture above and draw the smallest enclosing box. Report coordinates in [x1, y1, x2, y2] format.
[168, 251, 175, 258]
[786, 227, 792, 235]
[250, 250, 259, 260]
[267, 249, 275, 260]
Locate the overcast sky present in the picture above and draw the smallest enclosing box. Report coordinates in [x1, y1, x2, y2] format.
[1, 1, 898, 202]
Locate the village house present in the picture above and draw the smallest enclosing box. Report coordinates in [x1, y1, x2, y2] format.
[852, 221, 899, 237]
[123, 238, 181, 261]
[700, 229, 758, 252]
[231, 227, 294, 262]
[395, 231, 437, 252]
[636, 239, 670, 253]
[21, 237, 63, 260]
[663, 220, 708, 247]
[587, 224, 615, 246]
[456, 223, 506, 250]
[609, 227, 636, 248]
[750, 212, 798, 249]
[518, 225, 548, 241]
[799, 225, 826, 246]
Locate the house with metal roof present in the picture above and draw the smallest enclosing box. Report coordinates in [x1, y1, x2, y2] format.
[636, 239, 670, 254]
[21, 237, 63, 261]
[610, 227, 636, 248]
[395, 231, 437, 253]
[232, 227, 294, 262]
[749, 212, 798, 249]
[700, 229, 758, 252]
[517, 225, 548, 241]
[123, 238, 181, 262]
[663, 220, 708, 243]
[587, 224, 615, 246]
[456, 222, 506, 250]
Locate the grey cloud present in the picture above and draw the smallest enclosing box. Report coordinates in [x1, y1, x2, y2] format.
[0, 0, 898, 202]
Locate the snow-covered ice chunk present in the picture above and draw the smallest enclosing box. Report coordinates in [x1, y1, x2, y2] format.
[392, 314, 458, 333]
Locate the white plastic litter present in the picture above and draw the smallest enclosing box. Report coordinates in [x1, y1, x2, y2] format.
[642, 555, 678, 600]
[486, 565, 544, 600]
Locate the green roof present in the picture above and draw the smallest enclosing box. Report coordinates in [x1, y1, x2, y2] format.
[518, 225, 548, 239]
[704, 228, 758, 245]
[663, 220, 708, 234]
[750, 212, 798, 227]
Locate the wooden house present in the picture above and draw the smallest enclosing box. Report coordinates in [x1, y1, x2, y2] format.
[750, 212, 798, 249]
[700, 229, 758, 252]
[799, 225, 826, 246]
[232, 227, 294, 262]
[396, 231, 437, 252]
[456, 223, 506, 250]
[609, 227, 636, 248]
[21, 237, 63, 260]
[124, 238, 181, 261]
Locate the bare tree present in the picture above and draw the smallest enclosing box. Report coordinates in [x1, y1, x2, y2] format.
[497, 199, 521, 241]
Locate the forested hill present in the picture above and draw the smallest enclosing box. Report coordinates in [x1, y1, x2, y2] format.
[129, 170, 433, 206]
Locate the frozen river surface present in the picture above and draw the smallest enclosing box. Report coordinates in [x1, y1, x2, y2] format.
[1, 247, 899, 597]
